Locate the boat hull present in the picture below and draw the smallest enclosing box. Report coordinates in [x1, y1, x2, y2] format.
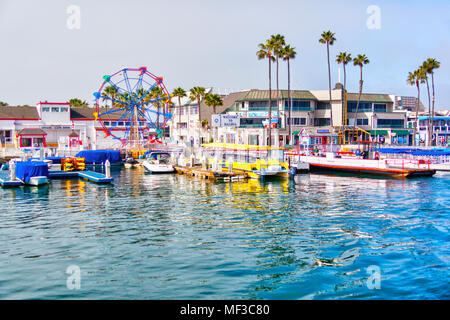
[142, 161, 174, 174]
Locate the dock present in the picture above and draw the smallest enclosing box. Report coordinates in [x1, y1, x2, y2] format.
[48, 170, 113, 184]
[0, 171, 23, 187]
[174, 165, 247, 182]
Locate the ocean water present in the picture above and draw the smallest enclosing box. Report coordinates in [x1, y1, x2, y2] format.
[0, 167, 449, 299]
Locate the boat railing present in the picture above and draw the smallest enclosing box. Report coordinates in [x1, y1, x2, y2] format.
[385, 158, 432, 169]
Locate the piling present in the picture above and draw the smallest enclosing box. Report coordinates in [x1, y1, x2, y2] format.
[105, 160, 111, 178]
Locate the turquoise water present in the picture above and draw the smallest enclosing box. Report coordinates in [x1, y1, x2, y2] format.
[0, 167, 449, 299]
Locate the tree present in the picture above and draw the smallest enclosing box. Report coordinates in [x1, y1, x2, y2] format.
[319, 30, 336, 127]
[189, 87, 206, 143]
[150, 86, 164, 127]
[69, 98, 89, 108]
[336, 52, 352, 127]
[422, 58, 440, 145]
[172, 87, 187, 127]
[282, 44, 297, 144]
[0, 101, 8, 106]
[204, 93, 223, 115]
[352, 54, 370, 131]
[270, 34, 286, 128]
[257, 41, 275, 146]
[407, 69, 426, 146]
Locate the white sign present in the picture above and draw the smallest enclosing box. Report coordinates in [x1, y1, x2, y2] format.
[212, 114, 240, 127]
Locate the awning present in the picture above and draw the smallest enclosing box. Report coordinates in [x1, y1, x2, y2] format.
[392, 130, 411, 136]
[369, 130, 388, 135]
[293, 130, 300, 135]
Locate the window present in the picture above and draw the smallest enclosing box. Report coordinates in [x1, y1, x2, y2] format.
[284, 100, 310, 111]
[118, 121, 124, 126]
[21, 138, 32, 147]
[249, 100, 277, 111]
[103, 121, 110, 126]
[316, 102, 330, 110]
[357, 118, 369, 126]
[314, 118, 330, 126]
[178, 123, 187, 129]
[374, 103, 387, 112]
[60, 107, 69, 112]
[42, 107, 50, 112]
[347, 102, 372, 112]
[240, 117, 265, 128]
[51, 107, 59, 112]
[377, 119, 404, 128]
[290, 117, 307, 125]
[0, 130, 12, 143]
[111, 122, 118, 127]
[191, 106, 198, 114]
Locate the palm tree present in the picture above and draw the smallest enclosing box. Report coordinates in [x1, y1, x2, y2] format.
[257, 41, 275, 146]
[336, 52, 352, 127]
[69, 98, 89, 108]
[422, 58, 440, 145]
[352, 54, 370, 131]
[102, 85, 118, 108]
[205, 93, 223, 115]
[270, 34, 286, 128]
[172, 87, 187, 127]
[282, 44, 297, 144]
[189, 86, 206, 140]
[319, 30, 336, 127]
[150, 86, 164, 127]
[407, 69, 426, 146]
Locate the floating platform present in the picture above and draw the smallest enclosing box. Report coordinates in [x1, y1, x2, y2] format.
[174, 165, 247, 182]
[0, 171, 23, 187]
[48, 170, 113, 184]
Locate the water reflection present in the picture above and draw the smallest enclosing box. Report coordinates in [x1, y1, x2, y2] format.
[0, 168, 448, 299]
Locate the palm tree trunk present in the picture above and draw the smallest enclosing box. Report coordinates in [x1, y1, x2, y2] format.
[268, 57, 272, 147]
[276, 57, 280, 129]
[431, 72, 436, 146]
[327, 43, 333, 127]
[178, 97, 182, 133]
[414, 84, 420, 147]
[343, 64, 347, 127]
[425, 77, 431, 146]
[354, 67, 363, 135]
[288, 58, 292, 145]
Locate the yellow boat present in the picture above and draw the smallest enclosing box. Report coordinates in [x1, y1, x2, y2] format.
[202, 143, 295, 180]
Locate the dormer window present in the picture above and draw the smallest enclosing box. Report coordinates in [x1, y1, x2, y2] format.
[51, 107, 59, 112]
[42, 107, 50, 112]
[61, 107, 68, 112]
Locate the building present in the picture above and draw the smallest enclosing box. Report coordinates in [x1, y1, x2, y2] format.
[0, 102, 125, 152]
[170, 85, 410, 146]
[407, 110, 450, 146]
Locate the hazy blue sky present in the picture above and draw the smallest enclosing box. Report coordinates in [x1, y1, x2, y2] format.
[1, 0, 449, 108]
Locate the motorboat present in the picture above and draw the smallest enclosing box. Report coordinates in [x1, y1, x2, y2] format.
[142, 152, 174, 173]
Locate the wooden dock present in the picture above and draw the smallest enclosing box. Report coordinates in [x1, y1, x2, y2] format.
[174, 165, 247, 182]
[48, 170, 113, 184]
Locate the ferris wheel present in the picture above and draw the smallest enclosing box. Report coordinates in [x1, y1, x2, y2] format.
[93, 67, 171, 148]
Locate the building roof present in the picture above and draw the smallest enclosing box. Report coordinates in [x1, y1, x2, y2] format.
[201, 91, 250, 123]
[347, 93, 393, 103]
[0, 106, 40, 120]
[17, 128, 47, 135]
[71, 107, 130, 120]
[237, 89, 317, 101]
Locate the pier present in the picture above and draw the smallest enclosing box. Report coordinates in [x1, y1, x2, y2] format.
[48, 170, 113, 184]
[174, 165, 247, 182]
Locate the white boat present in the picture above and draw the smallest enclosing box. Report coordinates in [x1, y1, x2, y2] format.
[142, 152, 174, 174]
[27, 176, 48, 186]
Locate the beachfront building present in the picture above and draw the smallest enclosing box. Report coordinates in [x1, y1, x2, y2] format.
[0, 102, 127, 153]
[176, 85, 410, 147]
[407, 110, 450, 146]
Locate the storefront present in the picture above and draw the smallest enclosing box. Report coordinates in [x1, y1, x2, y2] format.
[16, 128, 47, 148]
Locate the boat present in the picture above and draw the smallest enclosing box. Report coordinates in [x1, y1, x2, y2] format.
[124, 157, 140, 168]
[27, 176, 49, 186]
[202, 143, 295, 180]
[142, 151, 175, 173]
[15, 161, 50, 186]
[300, 152, 435, 178]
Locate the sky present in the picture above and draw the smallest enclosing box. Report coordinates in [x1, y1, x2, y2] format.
[1, 0, 449, 109]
